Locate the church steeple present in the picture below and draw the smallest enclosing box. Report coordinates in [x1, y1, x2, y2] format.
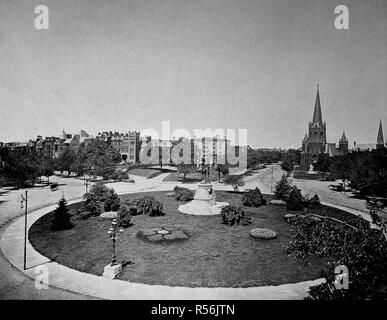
[339, 130, 347, 143]
[377, 118, 384, 148]
[312, 84, 323, 124]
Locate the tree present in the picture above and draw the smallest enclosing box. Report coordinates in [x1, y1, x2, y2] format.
[55, 149, 77, 176]
[224, 174, 245, 192]
[281, 149, 300, 173]
[330, 154, 351, 190]
[76, 140, 122, 179]
[315, 153, 331, 179]
[1, 152, 40, 188]
[51, 196, 74, 230]
[215, 164, 229, 182]
[274, 174, 292, 201]
[177, 163, 196, 181]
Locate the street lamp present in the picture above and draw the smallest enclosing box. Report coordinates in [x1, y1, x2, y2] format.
[107, 218, 123, 266]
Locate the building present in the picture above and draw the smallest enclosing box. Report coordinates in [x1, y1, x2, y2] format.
[192, 136, 229, 167]
[96, 131, 141, 163]
[300, 85, 348, 170]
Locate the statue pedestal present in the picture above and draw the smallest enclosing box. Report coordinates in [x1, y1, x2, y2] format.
[178, 183, 228, 216]
[102, 263, 122, 279]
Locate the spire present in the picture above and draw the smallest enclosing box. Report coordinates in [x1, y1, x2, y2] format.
[312, 84, 323, 124]
[377, 118, 384, 146]
[339, 130, 348, 144]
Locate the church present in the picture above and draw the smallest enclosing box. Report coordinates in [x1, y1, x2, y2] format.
[300, 85, 348, 171]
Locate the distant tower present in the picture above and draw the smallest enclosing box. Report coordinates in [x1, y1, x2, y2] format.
[339, 130, 348, 153]
[301, 84, 327, 170]
[376, 118, 385, 149]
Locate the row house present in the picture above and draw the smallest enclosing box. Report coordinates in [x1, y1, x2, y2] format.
[96, 131, 141, 163]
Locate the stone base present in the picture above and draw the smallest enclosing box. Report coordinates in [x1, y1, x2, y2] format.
[178, 200, 228, 215]
[178, 182, 228, 215]
[102, 263, 122, 279]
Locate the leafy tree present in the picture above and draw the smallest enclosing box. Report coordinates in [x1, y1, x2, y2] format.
[51, 196, 74, 230]
[281, 149, 300, 173]
[1, 152, 40, 187]
[76, 140, 122, 179]
[315, 153, 331, 179]
[224, 174, 245, 191]
[215, 164, 229, 182]
[177, 163, 196, 181]
[55, 149, 77, 176]
[330, 154, 352, 190]
[274, 174, 292, 201]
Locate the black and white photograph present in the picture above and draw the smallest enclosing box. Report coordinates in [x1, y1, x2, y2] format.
[0, 0, 386, 312]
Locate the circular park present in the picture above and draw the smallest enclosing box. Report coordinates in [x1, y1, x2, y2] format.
[28, 183, 365, 289]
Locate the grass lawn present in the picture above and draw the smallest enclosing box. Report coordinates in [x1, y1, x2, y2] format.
[29, 191, 360, 288]
[127, 168, 163, 178]
[163, 170, 220, 183]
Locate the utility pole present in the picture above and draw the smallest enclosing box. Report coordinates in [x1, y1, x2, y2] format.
[23, 190, 28, 270]
[271, 163, 274, 194]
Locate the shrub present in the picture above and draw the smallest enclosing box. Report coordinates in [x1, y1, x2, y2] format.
[51, 196, 74, 230]
[112, 171, 129, 181]
[286, 186, 304, 211]
[174, 186, 194, 201]
[136, 196, 165, 216]
[274, 174, 292, 201]
[117, 205, 131, 228]
[221, 205, 251, 226]
[80, 182, 120, 217]
[304, 194, 321, 208]
[242, 187, 266, 207]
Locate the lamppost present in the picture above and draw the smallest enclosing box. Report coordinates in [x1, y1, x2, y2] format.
[107, 218, 123, 266]
[84, 174, 89, 194]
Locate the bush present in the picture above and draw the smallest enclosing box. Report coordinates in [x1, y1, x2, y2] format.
[136, 196, 165, 216]
[174, 186, 194, 201]
[117, 205, 131, 228]
[286, 186, 304, 211]
[221, 205, 251, 226]
[304, 194, 321, 208]
[104, 188, 121, 211]
[79, 182, 120, 218]
[274, 174, 292, 201]
[112, 171, 129, 181]
[51, 197, 74, 230]
[242, 187, 266, 207]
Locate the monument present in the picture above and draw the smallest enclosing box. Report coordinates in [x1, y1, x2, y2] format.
[178, 158, 228, 216]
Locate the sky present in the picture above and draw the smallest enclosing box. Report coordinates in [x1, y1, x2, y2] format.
[0, 0, 386, 148]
